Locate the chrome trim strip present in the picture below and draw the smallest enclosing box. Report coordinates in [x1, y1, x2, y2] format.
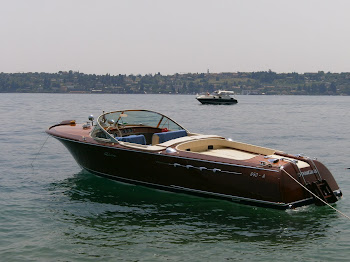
[169, 185, 287, 207]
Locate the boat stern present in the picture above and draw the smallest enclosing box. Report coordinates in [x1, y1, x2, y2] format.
[278, 154, 342, 208]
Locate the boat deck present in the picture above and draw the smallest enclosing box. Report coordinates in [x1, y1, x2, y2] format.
[198, 148, 257, 160]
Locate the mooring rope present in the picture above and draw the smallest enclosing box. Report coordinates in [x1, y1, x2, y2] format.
[31, 135, 50, 167]
[280, 166, 350, 220]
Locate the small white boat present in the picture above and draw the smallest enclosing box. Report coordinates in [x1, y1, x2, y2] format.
[196, 90, 238, 105]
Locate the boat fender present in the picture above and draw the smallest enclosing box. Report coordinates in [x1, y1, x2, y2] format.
[162, 128, 169, 132]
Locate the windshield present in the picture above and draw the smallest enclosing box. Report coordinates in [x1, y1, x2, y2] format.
[100, 110, 185, 130]
[213, 91, 234, 96]
[91, 110, 187, 143]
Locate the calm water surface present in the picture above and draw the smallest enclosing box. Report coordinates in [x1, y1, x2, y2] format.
[0, 94, 350, 261]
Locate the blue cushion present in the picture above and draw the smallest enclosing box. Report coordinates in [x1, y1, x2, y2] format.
[116, 135, 146, 145]
[155, 130, 187, 143]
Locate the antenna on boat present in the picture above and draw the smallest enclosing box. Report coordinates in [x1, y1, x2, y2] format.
[31, 134, 50, 168]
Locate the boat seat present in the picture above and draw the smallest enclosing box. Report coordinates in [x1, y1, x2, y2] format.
[116, 135, 146, 145]
[152, 130, 187, 145]
[176, 138, 277, 155]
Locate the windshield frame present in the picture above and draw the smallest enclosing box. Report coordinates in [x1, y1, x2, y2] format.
[91, 109, 188, 143]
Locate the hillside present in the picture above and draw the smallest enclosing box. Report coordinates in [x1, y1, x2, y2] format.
[1, 70, 350, 95]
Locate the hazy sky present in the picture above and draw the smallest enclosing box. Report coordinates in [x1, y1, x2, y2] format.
[1, 0, 350, 75]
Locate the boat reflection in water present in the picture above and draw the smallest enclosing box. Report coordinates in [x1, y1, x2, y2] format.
[52, 170, 338, 245]
[46, 109, 342, 210]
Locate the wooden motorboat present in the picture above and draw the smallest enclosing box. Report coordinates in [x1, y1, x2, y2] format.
[46, 109, 342, 209]
[196, 90, 238, 105]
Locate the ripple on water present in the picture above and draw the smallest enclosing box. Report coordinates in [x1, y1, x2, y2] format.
[1, 94, 350, 261]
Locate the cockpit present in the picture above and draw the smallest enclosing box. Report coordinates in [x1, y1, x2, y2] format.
[91, 110, 189, 146]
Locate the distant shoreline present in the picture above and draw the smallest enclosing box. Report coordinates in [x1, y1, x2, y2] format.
[1, 70, 349, 95]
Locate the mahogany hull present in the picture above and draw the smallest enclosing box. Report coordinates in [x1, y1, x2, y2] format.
[53, 135, 341, 210]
